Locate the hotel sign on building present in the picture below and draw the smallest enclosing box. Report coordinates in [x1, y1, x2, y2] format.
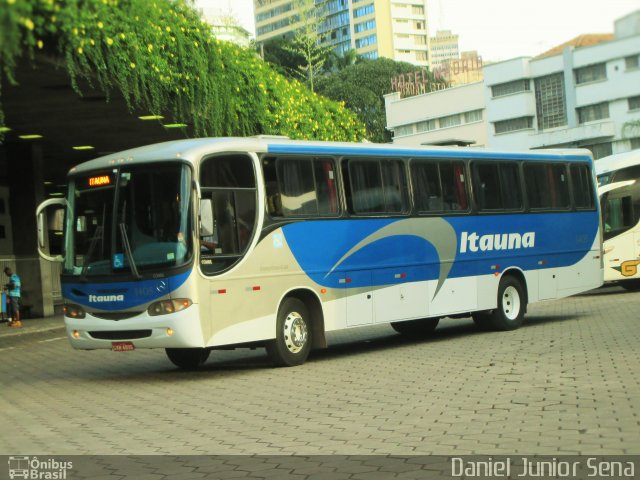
[390, 55, 484, 98]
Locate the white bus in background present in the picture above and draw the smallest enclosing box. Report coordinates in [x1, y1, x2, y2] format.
[36, 138, 603, 370]
[596, 150, 640, 290]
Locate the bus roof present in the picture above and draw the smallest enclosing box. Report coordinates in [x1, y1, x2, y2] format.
[595, 150, 640, 176]
[68, 137, 594, 175]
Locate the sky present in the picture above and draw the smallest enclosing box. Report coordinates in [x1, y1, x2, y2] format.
[198, 0, 639, 62]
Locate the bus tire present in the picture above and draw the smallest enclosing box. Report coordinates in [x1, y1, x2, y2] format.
[266, 297, 312, 367]
[391, 317, 439, 336]
[621, 279, 640, 291]
[472, 312, 493, 331]
[165, 348, 210, 370]
[490, 276, 526, 331]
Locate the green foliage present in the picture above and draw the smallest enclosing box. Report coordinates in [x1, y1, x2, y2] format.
[316, 58, 446, 142]
[0, 0, 366, 141]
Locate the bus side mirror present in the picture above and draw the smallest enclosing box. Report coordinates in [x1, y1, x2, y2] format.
[36, 198, 67, 262]
[200, 199, 215, 236]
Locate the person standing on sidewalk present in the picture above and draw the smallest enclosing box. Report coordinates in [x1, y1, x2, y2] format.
[4, 266, 21, 328]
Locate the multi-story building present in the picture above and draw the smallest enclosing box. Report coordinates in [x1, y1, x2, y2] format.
[429, 30, 459, 69]
[385, 10, 640, 159]
[385, 81, 487, 146]
[254, 0, 431, 66]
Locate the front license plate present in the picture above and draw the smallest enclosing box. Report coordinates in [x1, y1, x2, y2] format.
[111, 342, 135, 352]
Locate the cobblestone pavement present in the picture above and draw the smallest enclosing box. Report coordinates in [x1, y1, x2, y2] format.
[1, 286, 639, 460]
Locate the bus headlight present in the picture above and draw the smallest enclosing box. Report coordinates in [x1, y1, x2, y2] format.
[148, 298, 193, 316]
[64, 304, 86, 319]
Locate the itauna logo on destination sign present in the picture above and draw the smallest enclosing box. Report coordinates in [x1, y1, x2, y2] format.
[460, 231, 536, 253]
[88, 294, 125, 303]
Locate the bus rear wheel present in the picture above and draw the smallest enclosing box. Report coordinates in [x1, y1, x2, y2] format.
[165, 348, 210, 370]
[489, 275, 526, 331]
[621, 279, 640, 291]
[266, 297, 312, 367]
[391, 317, 439, 336]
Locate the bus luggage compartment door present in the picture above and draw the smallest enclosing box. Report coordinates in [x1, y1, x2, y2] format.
[345, 270, 373, 327]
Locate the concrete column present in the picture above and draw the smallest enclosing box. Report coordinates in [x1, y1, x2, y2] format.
[6, 141, 55, 317]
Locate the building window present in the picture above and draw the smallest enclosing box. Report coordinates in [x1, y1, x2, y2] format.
[491, 79, 530, 98]
[625, 55, 639, 71]
[353, 5, 374, 17]
[412, 5, 424, 14]
[575, 63, 607, 84]
[416, 119, 436, 132]
[586, 142, 613, 160]
[439, 114, 461, 128]
[415, 21, 424, 29]
[534, 73, 567, 131]
[629, 96, 640, 111]
[577, 102, 610, 124]
[465, 110, 483, 123]
[354, 19, 375, 33]
[355, 34, 376, 48]
[631, 138, 640, 150]
[494, 117, 533, 134]
[414, 35, 427, 44]
[394, 125, 414, 136]
[415, 51, 428, 61]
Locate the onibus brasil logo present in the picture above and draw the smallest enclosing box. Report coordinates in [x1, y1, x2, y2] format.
[8, 456, 72, 479]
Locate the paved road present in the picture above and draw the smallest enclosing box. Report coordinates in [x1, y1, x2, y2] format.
[1, 286, 639, 458]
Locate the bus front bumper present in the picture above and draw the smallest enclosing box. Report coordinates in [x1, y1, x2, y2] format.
[64, 304, 205, 350]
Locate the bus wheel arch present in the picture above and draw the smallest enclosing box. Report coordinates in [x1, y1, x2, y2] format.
[266, 289, 326, 367]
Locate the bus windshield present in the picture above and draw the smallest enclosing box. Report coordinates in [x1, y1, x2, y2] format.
[64, 163, 193, 277]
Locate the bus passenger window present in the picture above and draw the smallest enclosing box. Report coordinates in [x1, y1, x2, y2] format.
[525, 163, 569, 210]
[571, 164, 595, 209]
[264, 156, 338, 217]
[412, 162, 441, 212]
[440, 162, 467, 211]
[347, 158, 407, 214]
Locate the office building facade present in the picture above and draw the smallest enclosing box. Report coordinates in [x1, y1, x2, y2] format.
[254, 0, 432, 66]
[385, 10, 640, 159]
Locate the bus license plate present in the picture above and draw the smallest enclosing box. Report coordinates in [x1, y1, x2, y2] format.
[112, 342, 135, 352]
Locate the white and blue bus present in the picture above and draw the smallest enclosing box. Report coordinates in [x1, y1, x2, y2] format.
[596, 150, 640, 289]
[36, 137, 602, 369]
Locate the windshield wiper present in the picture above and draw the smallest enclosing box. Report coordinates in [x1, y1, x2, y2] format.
[80, 225, 103, 281]
[119, 223, 141, 279]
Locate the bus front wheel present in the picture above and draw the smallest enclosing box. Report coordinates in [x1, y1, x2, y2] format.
[266, 297, 312, 367]
[166, 348, 210, 370]
[490, 276, 526, 331]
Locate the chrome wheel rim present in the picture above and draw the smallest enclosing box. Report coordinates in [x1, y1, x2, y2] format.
[283, 311, 308, 354]
[502, 285, 521, 321]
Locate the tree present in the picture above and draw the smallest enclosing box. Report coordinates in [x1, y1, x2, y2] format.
[325, 49, 362, 73]
[316, 58, 446, 142]
[261, 37, 307, 80]
[281, 0, 332, 92]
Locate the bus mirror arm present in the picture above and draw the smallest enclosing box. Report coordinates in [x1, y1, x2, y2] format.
[35, 198, 67, 263]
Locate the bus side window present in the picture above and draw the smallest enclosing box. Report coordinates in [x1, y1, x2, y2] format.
[411, 161, 441, 212]
[440, 161, 467, 211]
[571, 164, 595, 209]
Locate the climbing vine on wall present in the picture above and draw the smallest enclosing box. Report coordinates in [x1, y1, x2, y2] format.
[0, 0, 366, 141]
